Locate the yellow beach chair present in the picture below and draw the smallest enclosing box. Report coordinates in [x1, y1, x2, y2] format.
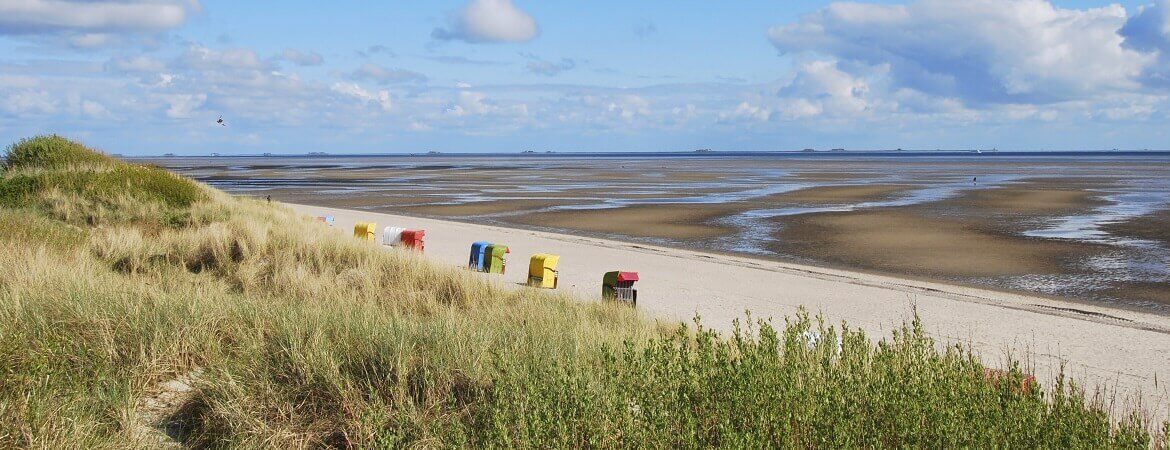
[527, 253, 560, 288]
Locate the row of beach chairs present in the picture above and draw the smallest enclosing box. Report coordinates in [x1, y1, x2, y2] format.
[338, 219, 640, 305]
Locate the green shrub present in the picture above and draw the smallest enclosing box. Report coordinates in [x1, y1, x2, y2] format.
[3, 135, 115, 171]
[0, 135, 207, 225]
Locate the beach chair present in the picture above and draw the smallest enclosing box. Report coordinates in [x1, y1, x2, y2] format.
[354, 222, 377, 242]
[383, 226, 405, 246]
[400, 230, 425, 251]
[602, 271, 638, 306]
[484, 244, 509, 274]
[469, 241, 489, 271]
[527, 253, 560, 288]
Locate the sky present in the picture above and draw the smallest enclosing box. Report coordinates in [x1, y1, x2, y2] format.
[1, 0, 1169, 155]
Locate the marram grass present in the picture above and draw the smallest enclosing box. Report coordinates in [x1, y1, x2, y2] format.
[0, 135, 1165, 448]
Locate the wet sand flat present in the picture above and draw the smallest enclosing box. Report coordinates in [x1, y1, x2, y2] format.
[396, 199, 588, 217]
[511, 203, 742, 240]
[772, 209, 1093, 278]
[758, 184, 913, 204]
[1107, 208, 1170, 247]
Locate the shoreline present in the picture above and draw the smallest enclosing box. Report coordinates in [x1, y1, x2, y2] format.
[287, 201, 1170, 420]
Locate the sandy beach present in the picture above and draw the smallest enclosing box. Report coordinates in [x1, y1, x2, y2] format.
[290, 202, 1170, 419]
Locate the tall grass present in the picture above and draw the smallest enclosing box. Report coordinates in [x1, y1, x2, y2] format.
[0, 135, 1165, 448]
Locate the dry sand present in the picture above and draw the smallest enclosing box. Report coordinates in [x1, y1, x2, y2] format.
[290, 202, 1170, 420]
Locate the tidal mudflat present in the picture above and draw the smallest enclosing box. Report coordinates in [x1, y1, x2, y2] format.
[153, 152, 1170, 312]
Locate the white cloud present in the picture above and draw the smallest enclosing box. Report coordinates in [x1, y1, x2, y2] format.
[331, 82, 392, 112]
[280, 48, 324, 67]
[2, 90, 58, 115]
[0, 0, 200, 34]
[718, 101, 771, 123]
[777, 60, 874, 118]
[180, 45, 269, 71]
[1121, 0, 1170, 87]
[106, 55, 167, 73]
[162, 93, 206, 119]
[606, 95, 650, 121]
[768, 0, 1150, 104]
[432, 0, 538, 43]
[445, 90, 494, 116]
[350, 63, 427, 84]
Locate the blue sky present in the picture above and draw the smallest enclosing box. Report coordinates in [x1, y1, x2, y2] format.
[1, 0, 1169, 154]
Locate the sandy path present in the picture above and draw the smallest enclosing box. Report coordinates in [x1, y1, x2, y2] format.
[290, 203, 1170, 420]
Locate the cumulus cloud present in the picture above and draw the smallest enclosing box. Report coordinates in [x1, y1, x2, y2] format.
[1, 90, 58, 116]
[162, 93, 206, 119]
[432, 0, 538, 43]
[0, 0, 200, 35]
[349, 63, 427, 84]
[280, 48, 324, 66]
[776, 60, 874, 118]
[768, 0, 1149, 105]
[445, 90, 495, 116]
[1120, 0, 1170, 87]
[331, 82, 392, 112]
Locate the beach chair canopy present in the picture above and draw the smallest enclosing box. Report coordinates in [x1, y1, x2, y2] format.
[604, 271, 639, 284]
[401, 230, 425, 250]
[602, 271, 639, 305]
[485, 244, 510, 274]
[469, 241, 490, 270]
[527, 253, 560, 288]
[354, 222, 377, 241]
[383, 226, 405, 245]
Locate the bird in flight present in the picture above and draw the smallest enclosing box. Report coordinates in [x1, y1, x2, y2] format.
[216, 116, 226, 126]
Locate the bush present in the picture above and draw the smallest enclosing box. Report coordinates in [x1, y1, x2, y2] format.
[3, 135, 115, 171]
[0, 135, 207, 224]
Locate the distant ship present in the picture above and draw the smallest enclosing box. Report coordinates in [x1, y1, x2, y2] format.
[163, 153, 176, 157]
[522, 150, 536, 154]
[427, 151, 441, 155]
[694, 148, 712, 153]
[307, 152, 328, 157]
[262, 152, 273, 157]
[210, 152, 221, 157]
[830, 148, 845, 152]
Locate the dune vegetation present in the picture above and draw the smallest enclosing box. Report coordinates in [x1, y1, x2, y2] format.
[0, 135, 1166, 448]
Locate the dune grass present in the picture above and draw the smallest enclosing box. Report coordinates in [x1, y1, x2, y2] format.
[0, 135, 1165, 448]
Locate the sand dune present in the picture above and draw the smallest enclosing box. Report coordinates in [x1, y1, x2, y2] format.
[290, 202, 1170, 419]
